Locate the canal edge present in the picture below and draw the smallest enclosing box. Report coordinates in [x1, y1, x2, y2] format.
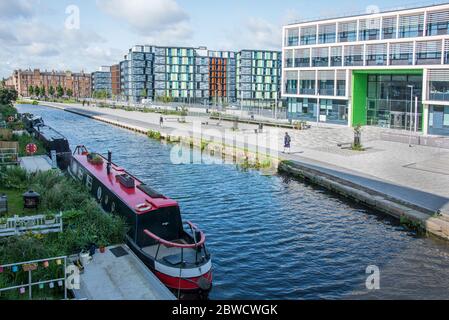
[278, 160, 449, 242]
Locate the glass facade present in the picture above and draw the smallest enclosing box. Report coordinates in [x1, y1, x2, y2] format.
[287, 98, 348, 124]
[429, 105, 449, 135]
[366, 74, 423, 130]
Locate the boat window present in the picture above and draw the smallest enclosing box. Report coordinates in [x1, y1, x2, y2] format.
[97, 187, 102, 201]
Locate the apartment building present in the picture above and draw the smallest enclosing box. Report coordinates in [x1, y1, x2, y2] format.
[282, 3, 449, 136]
[209, 50, 237, 105]
[92, 66, 112, 96]
[8, 69, 91, 98]
[111, 64, 121, 97]
[120, 45, 210, 104]
[237, 50, 282, 108]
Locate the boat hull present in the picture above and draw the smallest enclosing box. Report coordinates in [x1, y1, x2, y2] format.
[68, 156, 212, 299]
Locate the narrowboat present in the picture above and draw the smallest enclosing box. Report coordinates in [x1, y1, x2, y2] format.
[68, 146, 213, 298]
[22, 114, 72, 170]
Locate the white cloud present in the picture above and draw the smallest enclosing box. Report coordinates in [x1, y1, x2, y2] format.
[224, 17, 281, 51]
[0, 0, 35, 19]
[96, 0, 190, 41]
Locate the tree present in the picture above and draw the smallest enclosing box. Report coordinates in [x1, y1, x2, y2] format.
[34, 86, 40, 97]
[48, 86, 55, 97]
[0, 87, 18, 106]
[28, 85, 34, 96]
[56, 85, 64, 98]
[40, 86, 46, 97]
[66, 88, 73, 98]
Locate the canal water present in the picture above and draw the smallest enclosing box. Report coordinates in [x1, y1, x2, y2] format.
[17, 104, 449, 300]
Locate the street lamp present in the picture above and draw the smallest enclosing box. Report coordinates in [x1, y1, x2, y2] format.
[407, 85, 414, 147]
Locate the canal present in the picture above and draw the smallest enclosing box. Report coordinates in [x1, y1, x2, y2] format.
[17, 104, 449, 300]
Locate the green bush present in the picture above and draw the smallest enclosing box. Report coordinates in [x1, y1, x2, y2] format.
[0, 168, 128, 260]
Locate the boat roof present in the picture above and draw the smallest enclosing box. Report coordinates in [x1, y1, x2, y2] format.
[36, 124, 67, 141]
[74, 153, 179, 215]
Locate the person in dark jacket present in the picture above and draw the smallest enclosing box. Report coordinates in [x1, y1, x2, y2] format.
[159, 116, 164, 128]
[284, 132, 291, 154]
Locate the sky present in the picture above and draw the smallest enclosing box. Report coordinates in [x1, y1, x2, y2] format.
[0, 0, 444, 78]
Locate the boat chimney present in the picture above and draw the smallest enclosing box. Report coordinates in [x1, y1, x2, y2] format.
[107, 151, 112, 175]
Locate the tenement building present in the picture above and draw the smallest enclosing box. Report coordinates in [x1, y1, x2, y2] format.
[8, 69, 92, 98]
[282, 3, 449, 136]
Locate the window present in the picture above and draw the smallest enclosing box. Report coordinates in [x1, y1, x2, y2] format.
[339, 21, 357, 42]
[344, 45, 364, 66]
[445, 40, 449, 64]
[336, 70, 346, 96]
[318, 70, 335, 96]
[312, 47, 329, 67]
[285, 71, 298, 94]
[428, 69, 449, 101]
[427, 10, 449, 36]
[359, 18, 381, 41]
[295, 49, 310, 67]
[319, 24, 337, 44]
[416, 40, 442, 65]
[366, 44, 387, 66]
[382, 16, 397, 39]
[330, 47, 342, 66]
[299, 70, 316, 95]
[390, 42, 414, 65]
[399, 14, 424, 38]
[301, 25, 317, 45]
[285, 28, 299, 46]
[284, 50, 294, 68]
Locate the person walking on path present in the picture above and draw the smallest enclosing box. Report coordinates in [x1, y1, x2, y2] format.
[284, 132, 291, 154]
[159, 116, 164, 128]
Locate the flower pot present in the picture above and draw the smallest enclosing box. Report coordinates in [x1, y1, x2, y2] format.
[0, 224, 7, 229]
[99, 246, 106, 253]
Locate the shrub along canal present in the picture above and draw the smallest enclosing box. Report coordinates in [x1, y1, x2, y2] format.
[16, 104, 449, 300]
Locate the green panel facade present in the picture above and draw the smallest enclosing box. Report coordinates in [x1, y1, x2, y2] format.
[351, 69, 424, 127]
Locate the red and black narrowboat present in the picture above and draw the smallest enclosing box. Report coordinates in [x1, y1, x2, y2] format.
[68, 146, 212, 298]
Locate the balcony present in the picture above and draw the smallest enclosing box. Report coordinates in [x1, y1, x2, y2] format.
[300, 88, 316, 95]
[429, 92, 449, 101]
[319, 88, 334, 96]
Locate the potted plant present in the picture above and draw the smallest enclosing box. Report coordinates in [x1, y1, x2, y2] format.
[45, 213, 56, 225]
[87, 153, 104, 165]
[99, 242, 107, 254]
[0, 217, 8, 229]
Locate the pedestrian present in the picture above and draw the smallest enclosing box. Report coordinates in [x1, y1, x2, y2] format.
[160, 116, 164, 128]
[284, 132, 291, 154]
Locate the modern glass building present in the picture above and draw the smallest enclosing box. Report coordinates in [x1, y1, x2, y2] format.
[282, 3, 449, 135]
[120, 45, 154, 103]
[237, 50, 282, 108]
[92, 66, 112, 97]
[153, 46, 209, 104]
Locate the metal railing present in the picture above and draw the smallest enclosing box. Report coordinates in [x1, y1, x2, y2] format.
[0, 256, 67, 300]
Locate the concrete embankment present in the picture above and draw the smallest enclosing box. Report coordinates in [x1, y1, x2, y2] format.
[279, 160, 449, 241]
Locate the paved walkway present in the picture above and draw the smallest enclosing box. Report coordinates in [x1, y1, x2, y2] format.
[38, 102, 449, 215]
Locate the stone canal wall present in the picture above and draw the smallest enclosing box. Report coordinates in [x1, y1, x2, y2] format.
[279, 160, 449, 241]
